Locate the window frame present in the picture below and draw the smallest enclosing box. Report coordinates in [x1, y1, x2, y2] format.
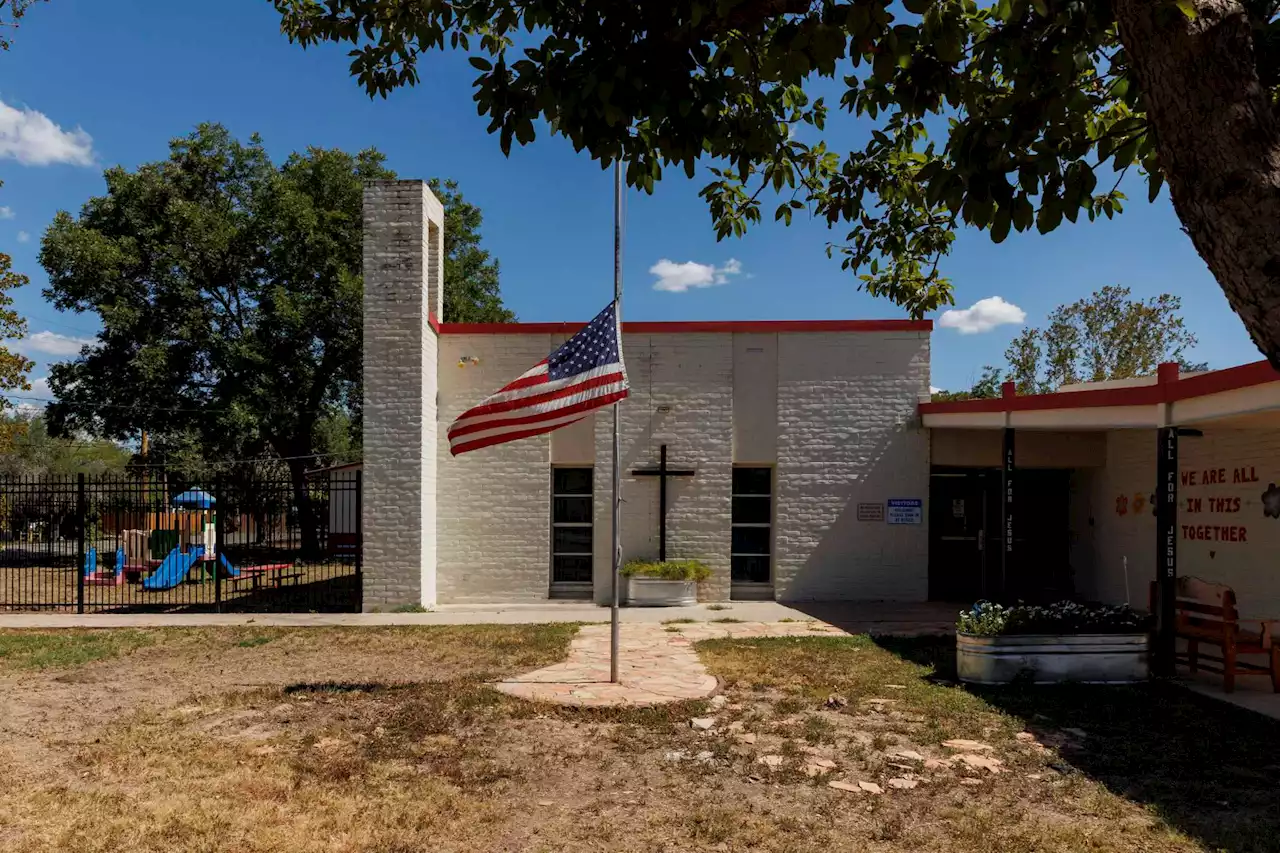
[550, 467, 594, 586]
[731, 466, 773, 585]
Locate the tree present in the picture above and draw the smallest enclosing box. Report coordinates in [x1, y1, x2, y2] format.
[274, 0, 1280, 367]
[39, 125, 513, 551]
[0, 250, 35, 451]
[40, 124, 384, 554]
[934, 285, 1201, 399]
[0, 412, 130, 478]
[431, 178, 516, 323]
[0, 0, 45, 51]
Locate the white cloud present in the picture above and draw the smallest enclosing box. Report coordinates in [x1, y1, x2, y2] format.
[20, 330, 93, 356]
[16, 230, 28, 243]
[0, 97, 95, 167]
[937, 296, 1026, 335]
[0, 206, 13, 219]
[650, 258, 744, 292]
[930, 386, 942, 394]
[14, 375, 50, 414]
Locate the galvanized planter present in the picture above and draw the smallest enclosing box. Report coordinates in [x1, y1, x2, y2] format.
[956, 632, 1149, 685]
[625, 577, 698, 607]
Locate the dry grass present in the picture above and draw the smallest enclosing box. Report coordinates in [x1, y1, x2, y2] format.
[0, 627, 1275, 852]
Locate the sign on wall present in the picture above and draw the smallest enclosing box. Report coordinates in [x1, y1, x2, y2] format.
[856, 502, 885, 522]
[887, 498, 923, 525]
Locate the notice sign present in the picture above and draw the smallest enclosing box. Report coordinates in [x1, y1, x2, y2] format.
[857, 502, 885, 522]
[887, 498, 923, 525]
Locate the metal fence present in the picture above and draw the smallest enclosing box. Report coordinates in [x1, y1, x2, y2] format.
[0, 471, 361, 612]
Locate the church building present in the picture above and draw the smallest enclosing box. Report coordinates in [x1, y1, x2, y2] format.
[358, 180, 1280, 615]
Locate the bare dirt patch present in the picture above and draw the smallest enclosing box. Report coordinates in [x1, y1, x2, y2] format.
[0, 627, 1276, 852]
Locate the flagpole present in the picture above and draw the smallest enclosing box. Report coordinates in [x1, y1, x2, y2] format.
[610, 158, 623, 684]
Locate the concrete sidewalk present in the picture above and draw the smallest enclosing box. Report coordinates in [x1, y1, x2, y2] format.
[0, 600, 959, 632]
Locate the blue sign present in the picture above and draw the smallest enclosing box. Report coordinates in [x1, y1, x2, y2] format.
[887, 498, 923, 525]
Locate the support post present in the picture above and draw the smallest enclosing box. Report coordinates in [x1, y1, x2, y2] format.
[355, 469, 364, 613]
[76, 473, 86, 614]
[214, 475, 223, 613]
[1000, 427, 1014, 600]
[610, 160, 624, 684]
[1155, 426, 1179, 677]
[658, 444, 668, 562]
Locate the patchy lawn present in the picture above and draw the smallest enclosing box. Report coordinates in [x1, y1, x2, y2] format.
[0, 627, 1276, 852]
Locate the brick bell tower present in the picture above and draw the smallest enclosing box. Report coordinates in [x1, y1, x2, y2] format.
[360, 180, 443, 610]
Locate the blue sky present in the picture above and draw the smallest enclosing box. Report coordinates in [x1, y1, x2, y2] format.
[0, 0, 1265, 402]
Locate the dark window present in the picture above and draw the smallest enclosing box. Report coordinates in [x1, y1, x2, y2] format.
[552, 468, 593, 583]
[731, 467, 772, 583]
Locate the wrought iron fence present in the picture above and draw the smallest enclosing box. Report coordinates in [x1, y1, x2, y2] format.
[0, 471, 361, 612]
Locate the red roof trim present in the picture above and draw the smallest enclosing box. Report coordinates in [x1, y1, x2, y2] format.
[439, 319, 932, 335]
[919, 359, 1280, 416]
[427, 312, 441, 335]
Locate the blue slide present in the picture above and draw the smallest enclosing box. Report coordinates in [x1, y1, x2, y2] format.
[218, 553, 241, 578]
[143, 545, 205, 590]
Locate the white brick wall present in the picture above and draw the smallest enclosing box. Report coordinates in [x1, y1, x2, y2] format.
[437, 335, 556, 603]
[360, 180, 442, 610]
[773, 332, 932, 601]
[592, 333, 736, 603]
[1077, 428, 1280, 615]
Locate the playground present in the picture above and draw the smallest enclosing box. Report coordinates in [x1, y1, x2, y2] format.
[0, 474, 361, 612]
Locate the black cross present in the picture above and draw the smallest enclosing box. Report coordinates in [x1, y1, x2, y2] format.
[630, 444, 695, 561]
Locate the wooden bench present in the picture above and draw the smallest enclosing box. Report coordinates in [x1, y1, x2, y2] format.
[1152, 577, 1279, 693]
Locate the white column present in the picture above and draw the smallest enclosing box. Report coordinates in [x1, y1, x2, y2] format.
[361, 180, 443, 610]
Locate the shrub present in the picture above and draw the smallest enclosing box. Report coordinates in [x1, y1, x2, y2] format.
[957, 600, 1149, 636]
[621, 559, 712, 582]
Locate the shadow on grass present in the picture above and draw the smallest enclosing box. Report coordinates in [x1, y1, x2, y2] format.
[875, 635, 1280, 853]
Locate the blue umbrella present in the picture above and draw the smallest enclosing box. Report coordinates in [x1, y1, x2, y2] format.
[171, 489, 215, 509]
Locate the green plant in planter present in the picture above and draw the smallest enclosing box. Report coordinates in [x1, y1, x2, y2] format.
[957, 600, 1149, 636]
[621, 560, 711, 582]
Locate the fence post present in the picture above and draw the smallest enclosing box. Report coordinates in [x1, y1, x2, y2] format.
[76, 473, 86, 615]
[214, 475, 223, 613]
[355, 470, 363, 612]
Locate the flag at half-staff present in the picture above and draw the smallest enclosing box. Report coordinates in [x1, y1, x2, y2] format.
[447, 300, 629, 455]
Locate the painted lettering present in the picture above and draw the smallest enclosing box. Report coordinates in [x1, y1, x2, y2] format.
[1182, 471, 1196, 487]
[1179, 524, 1249, 542]
[1187, 498, 1202, 513]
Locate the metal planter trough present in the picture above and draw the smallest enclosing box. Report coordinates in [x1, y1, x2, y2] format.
[956, 633, 1150, 685]
[625, 577, 698, 607]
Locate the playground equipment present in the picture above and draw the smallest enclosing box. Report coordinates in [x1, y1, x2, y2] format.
[219, 553, 300, 589]
[82, 546, 127, 586]
[142, 545, 206, 591]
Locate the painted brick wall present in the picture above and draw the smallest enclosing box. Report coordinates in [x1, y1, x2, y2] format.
[773, 332, 931, 601]
[1078, 428, 1280, 615]
[592, 334, 736, 603]
[360, 180, 442, 610]
[436, 334, 556, 603]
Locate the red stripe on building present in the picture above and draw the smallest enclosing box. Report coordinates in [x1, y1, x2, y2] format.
[439, 319, 932, 335]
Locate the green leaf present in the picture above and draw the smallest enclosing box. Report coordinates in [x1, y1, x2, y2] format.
[1031, 0, 1049, 15]
[468, 56, 492, 71]
[1148, 172, 1164, 202]
[902, 0, 932, 13]
[1175, 0, 1197, 19]
[990, 208, 1012, 244]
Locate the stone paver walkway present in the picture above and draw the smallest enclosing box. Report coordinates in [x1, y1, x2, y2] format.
[495, 620, 855, 707]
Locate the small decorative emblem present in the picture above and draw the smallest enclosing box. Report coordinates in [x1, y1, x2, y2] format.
[1115, 495, 1128, 516]
[1263, 483, 1280, 519]
[1132, 493, 1146, 514]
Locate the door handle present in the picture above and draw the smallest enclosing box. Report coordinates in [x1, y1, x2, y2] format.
[977, 529, 984, 551]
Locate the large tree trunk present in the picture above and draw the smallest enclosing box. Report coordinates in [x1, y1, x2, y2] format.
[1114, 0, 1280, 367]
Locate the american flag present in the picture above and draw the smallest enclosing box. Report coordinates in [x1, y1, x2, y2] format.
[448, 300, 629, 455]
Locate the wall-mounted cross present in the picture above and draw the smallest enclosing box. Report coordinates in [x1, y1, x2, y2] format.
[630, 444, 695, 561]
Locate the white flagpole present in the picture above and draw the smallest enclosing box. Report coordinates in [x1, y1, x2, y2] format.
[610, 159, 623, 683]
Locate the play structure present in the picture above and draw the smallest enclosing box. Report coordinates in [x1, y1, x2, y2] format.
[78, 488, 299, 592]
